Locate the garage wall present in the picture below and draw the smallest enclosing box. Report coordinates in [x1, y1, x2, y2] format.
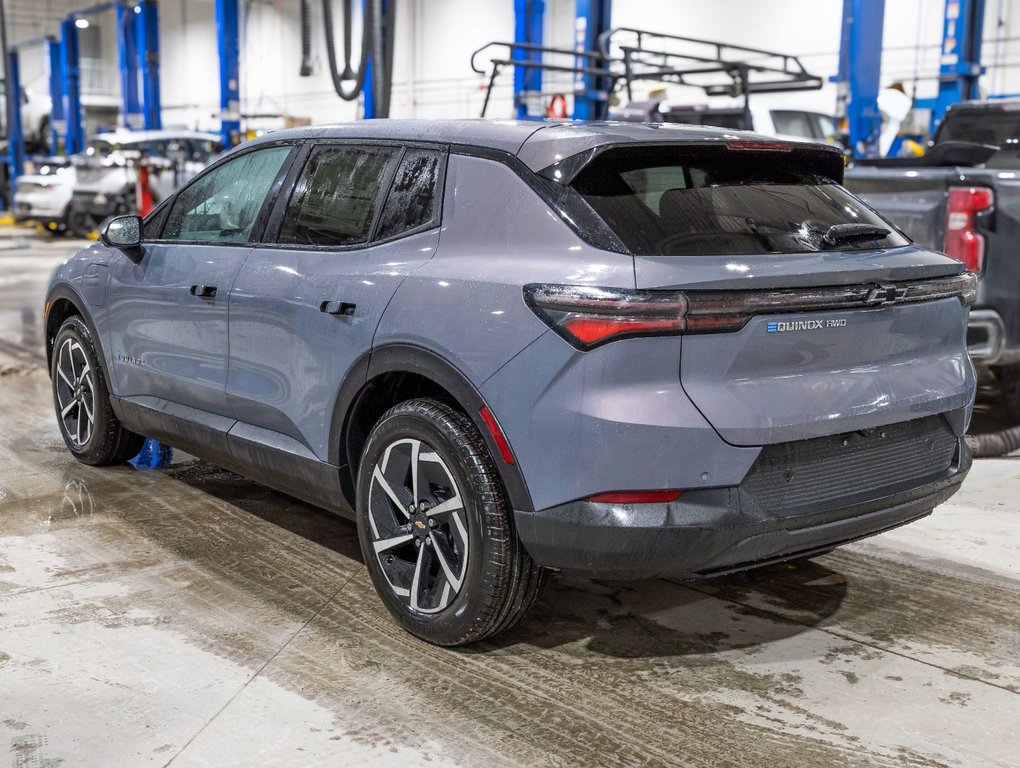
[2, 0, 1020, 134]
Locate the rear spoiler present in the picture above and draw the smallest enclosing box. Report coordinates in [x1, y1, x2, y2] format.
[538, 140, 846, 186]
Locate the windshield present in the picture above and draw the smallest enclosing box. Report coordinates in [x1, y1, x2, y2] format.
[571, 146, 909, 256]
[937, 111, 1020, 146]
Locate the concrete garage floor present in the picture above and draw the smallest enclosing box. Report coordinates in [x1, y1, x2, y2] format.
[0, 232, 1018, 768]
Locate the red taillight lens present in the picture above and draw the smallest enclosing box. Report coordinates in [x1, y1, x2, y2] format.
[944, 186, 993, 273]
[524, 285, 690, 349]
[587, 490, 683, 504]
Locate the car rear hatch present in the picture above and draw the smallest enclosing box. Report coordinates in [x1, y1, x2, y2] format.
[565, 141, 976, 446]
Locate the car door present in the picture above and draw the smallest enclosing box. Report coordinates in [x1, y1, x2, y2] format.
[106, 142, 296, 417]
[226, 142, 446, 462]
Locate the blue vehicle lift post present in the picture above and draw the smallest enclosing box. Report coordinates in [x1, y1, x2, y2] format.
[362, 0, 390, 119]
[572, 0, 611, 120]
[116, 2, 141, 129]
[5, 48, 25, 197]
[930, 0, 986, 132]
[60, 16, 85, 156]
[835, 0, 885, 157]
[512, 0, 544, 120]
[48, 38, 65, 153]
[135, 0, 161, 129]
[215, 0, 240, 147]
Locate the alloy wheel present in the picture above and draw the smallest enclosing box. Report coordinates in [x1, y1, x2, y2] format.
[54, 338, 96, 448]
[367, 437, 469, 614]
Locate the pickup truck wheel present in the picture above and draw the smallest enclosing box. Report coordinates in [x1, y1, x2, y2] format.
[994, 363, 1020, 423]
[356, 398, 543, 646]
[51, 316, 145, 466]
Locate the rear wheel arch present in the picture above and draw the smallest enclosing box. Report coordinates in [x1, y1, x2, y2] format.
[332, 344, 534, 514]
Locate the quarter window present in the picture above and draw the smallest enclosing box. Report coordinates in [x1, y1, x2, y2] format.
[376, 149, 444, 239]
[279, 145, 396, 246]
[162, 145, 291, 243]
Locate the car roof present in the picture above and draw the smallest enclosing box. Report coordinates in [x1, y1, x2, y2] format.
[92, 129, 222, 144]
[238, 118, 835, 173]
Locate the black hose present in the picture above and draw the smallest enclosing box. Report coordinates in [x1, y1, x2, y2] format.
[379, 0, 397, 117]
[320, 0, 395, 117]
[341, 0, 355, 80]
[965, 426, 1020, 458]
[300, 0, 313, 76]
[322, 0, 370, 101]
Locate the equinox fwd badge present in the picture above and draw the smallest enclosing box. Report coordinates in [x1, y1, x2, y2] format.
[767, 318, 847, 333]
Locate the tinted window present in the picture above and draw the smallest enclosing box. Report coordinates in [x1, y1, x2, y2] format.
[376, 149, 443, 239]
[664, 110, 750, 130]
[937, 111, 1020, 146]
[572, 146, 909, 256]
[279, 145, 395, 246]
[771, 110, 815, 138]
[163, 145, 290, 243]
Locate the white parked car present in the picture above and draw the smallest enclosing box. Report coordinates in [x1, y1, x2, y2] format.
[12, 159, 76, 232]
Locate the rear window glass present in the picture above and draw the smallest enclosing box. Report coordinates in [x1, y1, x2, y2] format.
[937, 111, 1020, 146]
[571, 146, 909, 256]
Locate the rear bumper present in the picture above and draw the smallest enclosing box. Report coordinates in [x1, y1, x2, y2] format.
[515, 436, 970, 580]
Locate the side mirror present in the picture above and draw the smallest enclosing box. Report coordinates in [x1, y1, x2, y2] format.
[99, 215, 143, 262]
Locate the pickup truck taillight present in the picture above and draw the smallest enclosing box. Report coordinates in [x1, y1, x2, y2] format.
[944, 187, 994, 273]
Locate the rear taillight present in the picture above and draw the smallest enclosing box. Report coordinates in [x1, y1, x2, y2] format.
[944, 186, 993, 273]
[524, 285, 694, 349]
[526, 275, 977, 349]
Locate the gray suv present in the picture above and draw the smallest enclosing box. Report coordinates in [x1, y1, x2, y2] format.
[45, 120, 977, 646]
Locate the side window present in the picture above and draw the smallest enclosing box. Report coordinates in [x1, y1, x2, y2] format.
[770, 110, 814, 139]
[376, 149, 444, 240]
[278, 145, 396, 246]
[162, 146, 291, 243]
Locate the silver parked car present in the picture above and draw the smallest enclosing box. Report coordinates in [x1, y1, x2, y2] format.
[66, 129, 222, 235]
[44, 120, 976, 645]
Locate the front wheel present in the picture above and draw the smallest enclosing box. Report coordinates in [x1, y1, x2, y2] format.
[51, 316, 145, 466]
[356, 399, 543, 646]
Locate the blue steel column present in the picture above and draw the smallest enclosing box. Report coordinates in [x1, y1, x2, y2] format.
[47, 38, 65, 154]
[932, 0, 986, 131]
[215, 0, 240, 146]
[61, 18, 85, 155]
[6, 49, 25, 193]
[513, 0, 544, 120]
[117, 3, 141, 129]
[362, 0, 388, 119]
[572, 0, 610, 120]
[835, 0, 885, 157]
[137, 0, 162, 130]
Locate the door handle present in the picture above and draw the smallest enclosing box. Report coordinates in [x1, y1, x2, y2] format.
[320, 300, 356, 316]
[190, 285, 217, 298]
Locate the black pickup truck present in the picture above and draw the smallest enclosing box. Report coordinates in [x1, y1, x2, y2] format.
[845, 100, 1020, 418]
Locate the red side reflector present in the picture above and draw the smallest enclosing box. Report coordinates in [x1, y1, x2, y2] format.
[479, 406, 515, 465]
[587, 490, 683, 504]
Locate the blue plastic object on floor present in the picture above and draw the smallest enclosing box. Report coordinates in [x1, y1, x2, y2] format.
[129, 438, 174, 469]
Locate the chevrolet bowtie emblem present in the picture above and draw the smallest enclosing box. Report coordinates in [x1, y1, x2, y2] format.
[865, 284, 908, 306]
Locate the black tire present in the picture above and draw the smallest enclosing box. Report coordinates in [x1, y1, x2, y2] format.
[356, 398, 544, 646]
[994, 363, 1020, 423]
[51, 316, 145, 466]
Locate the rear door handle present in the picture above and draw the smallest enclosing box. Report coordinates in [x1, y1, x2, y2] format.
[320, 300, 356, 316]
[190, 285, 217, 298]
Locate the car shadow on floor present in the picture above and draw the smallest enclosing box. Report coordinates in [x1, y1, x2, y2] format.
[151, 458, 850, 659]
